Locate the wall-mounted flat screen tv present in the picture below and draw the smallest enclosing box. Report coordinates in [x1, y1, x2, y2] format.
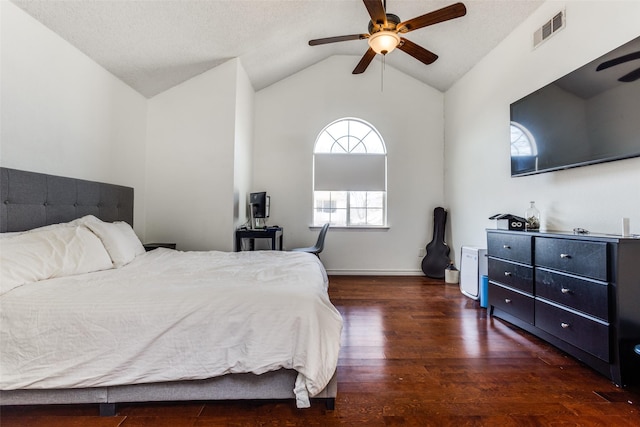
[510, 35, 640, 177]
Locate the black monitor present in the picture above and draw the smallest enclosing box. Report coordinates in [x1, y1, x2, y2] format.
[250, 192, 269, 218]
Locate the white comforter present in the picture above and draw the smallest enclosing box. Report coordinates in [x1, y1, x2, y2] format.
[0, 249, 342, 407]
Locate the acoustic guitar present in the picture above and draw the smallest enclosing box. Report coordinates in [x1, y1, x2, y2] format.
[421, 207, 451, 279]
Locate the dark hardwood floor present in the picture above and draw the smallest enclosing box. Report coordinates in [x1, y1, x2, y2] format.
[2, 275, 639, 426]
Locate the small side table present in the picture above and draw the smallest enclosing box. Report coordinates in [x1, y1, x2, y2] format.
[235, 227, 283, 252]
[143, 243, 177, 251]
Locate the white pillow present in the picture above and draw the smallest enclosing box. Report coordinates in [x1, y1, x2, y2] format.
[0, 232, 23, 239]
[0, 225, 113, 295]
[84, 220, 145, 268]
[69, 215, 102, 226]
[0, 215, 101, 238]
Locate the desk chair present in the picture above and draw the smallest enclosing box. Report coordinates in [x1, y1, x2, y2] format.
[292, 223, 330, 257]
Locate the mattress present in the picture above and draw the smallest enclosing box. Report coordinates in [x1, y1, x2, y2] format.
[0, 249, 342, 408]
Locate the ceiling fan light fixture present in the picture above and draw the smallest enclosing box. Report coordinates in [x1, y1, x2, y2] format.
[368, 31, 400, 55]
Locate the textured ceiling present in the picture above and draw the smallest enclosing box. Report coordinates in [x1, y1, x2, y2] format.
[11, 0, 544, 98]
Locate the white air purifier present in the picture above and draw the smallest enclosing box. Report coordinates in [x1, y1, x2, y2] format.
[460, 246, 488, 300]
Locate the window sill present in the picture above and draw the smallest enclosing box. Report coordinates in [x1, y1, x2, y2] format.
[309, 225, 390, 231]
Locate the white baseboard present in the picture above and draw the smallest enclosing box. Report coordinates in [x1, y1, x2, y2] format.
[325, 269, 424, 276]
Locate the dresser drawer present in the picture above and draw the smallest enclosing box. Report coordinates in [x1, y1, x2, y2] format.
[489, 283, 534, 324]
[487, 233, 532, 264]
[535, 300, 609, 362]
[488, 258, 533, 294]
[534, 237, 607, 281]
[535, 268, 609, 321]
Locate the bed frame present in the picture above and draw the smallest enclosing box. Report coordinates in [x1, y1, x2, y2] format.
[0, 167, 337, 414]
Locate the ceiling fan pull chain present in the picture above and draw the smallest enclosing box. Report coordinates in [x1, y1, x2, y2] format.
[381, 54, 385, 92]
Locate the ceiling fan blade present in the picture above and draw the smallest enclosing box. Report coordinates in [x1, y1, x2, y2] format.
[596, 51, 640, 71]
[309, 34, 368, 46]
[363, 0, 387, 28]
[398, 38, 438, 65]
[619, 67, 640, 82]
[353, 48, 377, 74]
[397, 2, 467, 33]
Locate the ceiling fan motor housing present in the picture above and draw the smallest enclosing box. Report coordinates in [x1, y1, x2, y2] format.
[368, 13, 401, 34]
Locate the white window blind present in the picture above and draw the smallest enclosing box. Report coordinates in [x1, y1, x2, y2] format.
[314, 153, 386, 191]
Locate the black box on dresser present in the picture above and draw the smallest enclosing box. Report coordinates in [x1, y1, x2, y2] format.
[486, 229, 640, 387]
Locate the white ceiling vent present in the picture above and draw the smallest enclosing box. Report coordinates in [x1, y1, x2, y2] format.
[533, 10, 565, 48]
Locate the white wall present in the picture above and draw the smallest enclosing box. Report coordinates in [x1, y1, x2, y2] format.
[233, 62, 255, 231]
[145, 59, 247, 251]
[254, 56, 444, 274]
[0, 1, 148, 234]
[445, 0, 640, 259]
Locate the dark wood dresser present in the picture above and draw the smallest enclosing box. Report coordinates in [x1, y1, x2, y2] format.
[487, 229, 640, 387]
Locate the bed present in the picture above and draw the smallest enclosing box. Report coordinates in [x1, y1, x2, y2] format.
[0, 167, 342, 414]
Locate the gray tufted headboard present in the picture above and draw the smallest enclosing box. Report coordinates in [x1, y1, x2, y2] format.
[0, 167, 134, 233]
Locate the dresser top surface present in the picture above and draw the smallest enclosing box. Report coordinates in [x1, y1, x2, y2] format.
[487, 229, 640, 243]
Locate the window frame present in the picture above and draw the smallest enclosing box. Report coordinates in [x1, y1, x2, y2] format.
[312, 118, 388, 228]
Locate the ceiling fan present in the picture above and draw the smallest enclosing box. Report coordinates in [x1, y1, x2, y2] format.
[596, 50, 640, 82]
[308, 0, 467, 74]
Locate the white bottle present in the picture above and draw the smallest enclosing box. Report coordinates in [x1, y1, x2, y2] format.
[622, 218, 630, 237]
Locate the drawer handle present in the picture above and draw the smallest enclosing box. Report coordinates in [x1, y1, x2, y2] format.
[504, 298, 512, 304]
[560, 253, 571, 259]
[504, 271, 512, 277]
[561, 322, 570, 329]
[561, 287, 571, 294]
[503, 245, 511, 249]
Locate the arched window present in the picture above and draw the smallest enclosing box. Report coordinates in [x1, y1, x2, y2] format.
[313, 118, 387, 227]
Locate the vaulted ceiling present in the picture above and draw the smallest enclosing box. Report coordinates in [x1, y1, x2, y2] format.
[12, 0, 545, 98]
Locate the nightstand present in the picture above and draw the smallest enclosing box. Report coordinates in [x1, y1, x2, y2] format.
[143, 243, 177, 251]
